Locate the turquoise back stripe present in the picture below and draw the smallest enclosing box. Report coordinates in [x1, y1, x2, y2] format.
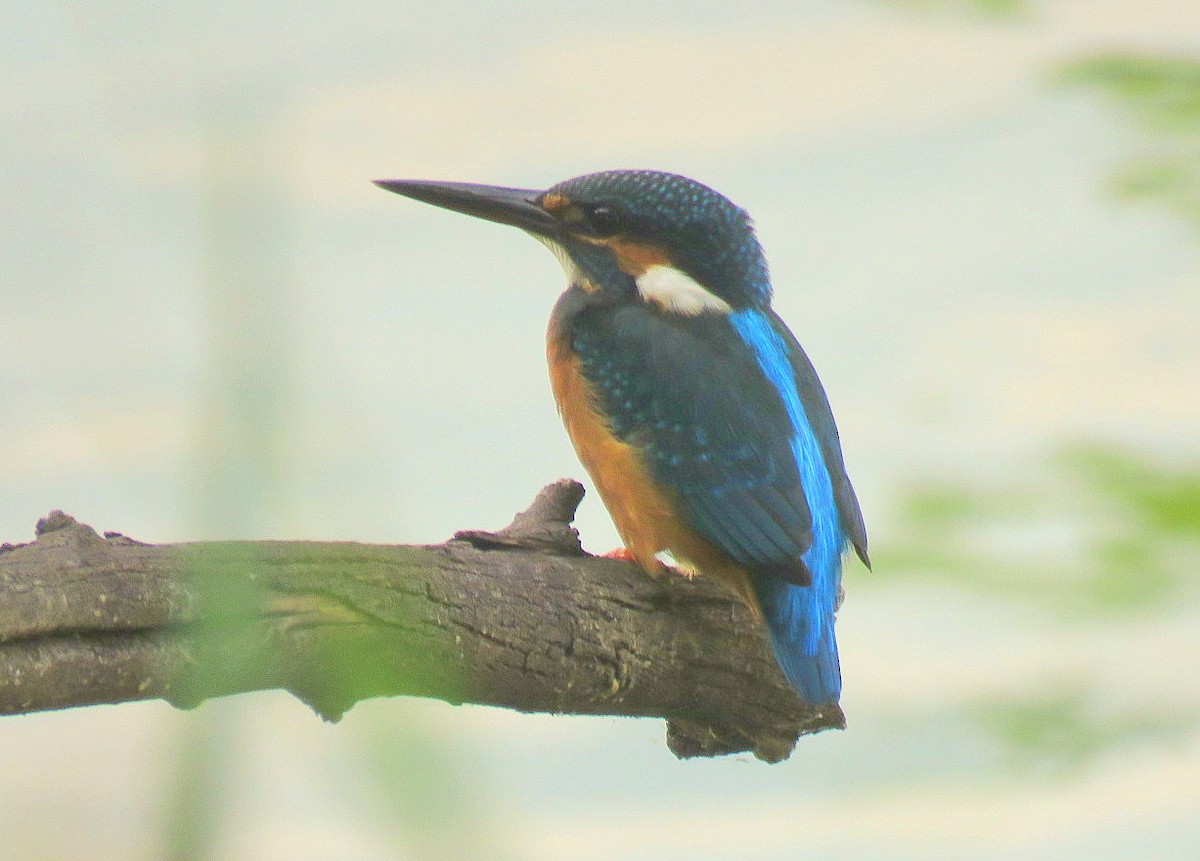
[729, 308, 843, 654]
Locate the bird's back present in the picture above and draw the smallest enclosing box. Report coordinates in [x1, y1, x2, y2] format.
[550, 287, 861, 706]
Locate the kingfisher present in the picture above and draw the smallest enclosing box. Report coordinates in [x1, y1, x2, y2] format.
[375, 170, 869, 709]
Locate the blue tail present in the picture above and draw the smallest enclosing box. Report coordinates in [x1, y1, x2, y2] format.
[728, 307, 851, 707]
[751, 571, 841, 706]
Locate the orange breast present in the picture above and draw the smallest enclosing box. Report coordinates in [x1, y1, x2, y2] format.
[546, 324, 760, 615]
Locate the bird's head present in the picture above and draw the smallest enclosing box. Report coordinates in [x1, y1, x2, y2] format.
[375, 170, 772, 313]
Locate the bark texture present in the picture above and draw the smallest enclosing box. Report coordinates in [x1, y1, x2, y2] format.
[0, 480, 843, 762]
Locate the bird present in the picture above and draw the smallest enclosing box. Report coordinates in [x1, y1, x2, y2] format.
[375, 170, 869, 709]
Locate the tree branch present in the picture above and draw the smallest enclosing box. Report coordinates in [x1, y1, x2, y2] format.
[0, 481, 842, 762]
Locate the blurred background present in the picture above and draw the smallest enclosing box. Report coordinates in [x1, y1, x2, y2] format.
[2, 1, 1198, 858]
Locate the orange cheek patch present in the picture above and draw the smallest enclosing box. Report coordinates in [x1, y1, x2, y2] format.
[540, 192, 570, 213]
[608, 240, 671, 277]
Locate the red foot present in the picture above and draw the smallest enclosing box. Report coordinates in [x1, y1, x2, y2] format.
[601, 547, 637, 562]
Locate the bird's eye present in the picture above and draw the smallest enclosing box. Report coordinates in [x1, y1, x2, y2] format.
[585, 204, 622, 236]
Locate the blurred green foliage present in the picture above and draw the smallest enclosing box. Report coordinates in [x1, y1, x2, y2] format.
[1059, 56, 1200, 133]
[877, 0, 1030, 19]
[969, 685, 1189, 774]
[1062, 445, 1200, 539]
[1057, 54, 1200, 227]
[351, 710, 518, 861]
[881, 445, 1199, 616]
[162, 109, 493, 861]
[879, 446, 1200, 774]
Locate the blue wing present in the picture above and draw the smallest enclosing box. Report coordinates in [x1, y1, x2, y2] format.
[764, 309, 870, 569]
[571, 303, 818, 585]
[570, 301, 867, 705]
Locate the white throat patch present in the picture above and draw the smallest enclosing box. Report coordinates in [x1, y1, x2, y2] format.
[530, 233, 591, 291]
[636, 264, 732, 315]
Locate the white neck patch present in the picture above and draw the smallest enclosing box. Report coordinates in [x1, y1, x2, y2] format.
[636, 264, 731, 315]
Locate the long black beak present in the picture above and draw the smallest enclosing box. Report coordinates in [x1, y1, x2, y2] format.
[374, 179, 560, 238]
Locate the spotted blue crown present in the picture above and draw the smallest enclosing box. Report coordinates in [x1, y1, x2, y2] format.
[551, 170, 774, 308]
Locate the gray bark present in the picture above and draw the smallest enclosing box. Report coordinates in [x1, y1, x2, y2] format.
[0, 480, 843, 762]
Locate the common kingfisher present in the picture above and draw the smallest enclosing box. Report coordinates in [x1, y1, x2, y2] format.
[376, 170, 869, 708]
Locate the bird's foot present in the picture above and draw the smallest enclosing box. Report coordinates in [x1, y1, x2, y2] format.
[601, 547, 692, 581]
[601, 546, 637, 563]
